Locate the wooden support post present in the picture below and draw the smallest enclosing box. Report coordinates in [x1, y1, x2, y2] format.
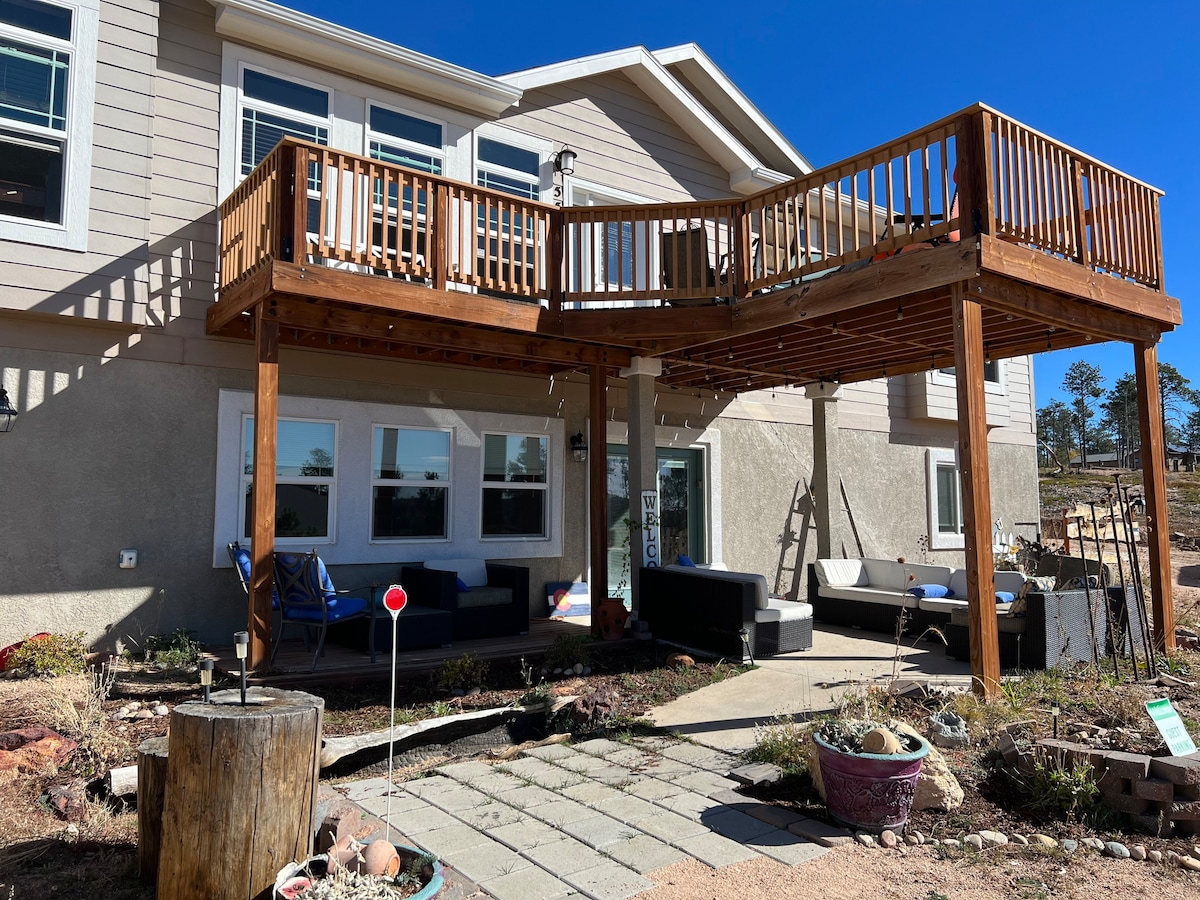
[548, 207, 565, 314]
[434, 183, 449, 292]
[136, 736, 169, 885]
[955, 110, 991, 240]
[589, 364, 608, 638]
[1134, 340, 1176, 653]
[953, 282, 1000, 698]
[250, 302, 279, 670]
[157, 689, 323, 900]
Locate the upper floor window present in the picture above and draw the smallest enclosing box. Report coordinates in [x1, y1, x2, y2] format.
[477, 137, 540, 200]
[481, 433, 547, 538]
[0, 0, 97, 250]
[239, 67, 330, 176]
[372, 426, 451, 540]
[368, 105, 443, 175]
[241, 417, 338, 541]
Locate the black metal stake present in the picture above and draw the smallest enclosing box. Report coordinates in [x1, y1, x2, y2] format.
[1107, 490, 1139, 679]
[1117, 479, 1157, 677]
[1089, 502, 1121, 680]
[1072, 515, 1101, 671]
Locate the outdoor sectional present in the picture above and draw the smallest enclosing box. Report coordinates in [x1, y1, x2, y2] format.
[639, 564, 813, 662]
[400, 559, 530, 642]
[807, 558, 1027, 634]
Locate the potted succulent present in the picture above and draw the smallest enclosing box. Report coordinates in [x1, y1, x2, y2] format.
[274, 840, 443, 899]
[812, 720, 930, 834]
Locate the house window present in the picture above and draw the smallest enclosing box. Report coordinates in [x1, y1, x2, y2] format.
[481, 433, 547, 538]
[368, 105, 442, 175]
[476, 136, 540, 200]
[0, 0, 97, 249]
[927, 448, 964, 550]
[939, 361, 1001, 384]
[241, 417, 337, 541]
[371, 426, 451, 540]
[570, 183, 652, 294]
[239, 67, 330, 175]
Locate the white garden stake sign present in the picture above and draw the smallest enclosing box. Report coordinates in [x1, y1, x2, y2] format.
[382, 584, 408, 841]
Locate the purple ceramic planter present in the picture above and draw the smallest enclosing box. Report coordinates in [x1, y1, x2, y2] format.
[814, 730, 930, 834]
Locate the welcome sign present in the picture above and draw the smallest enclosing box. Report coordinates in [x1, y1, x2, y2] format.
[641, 490, 660, 568]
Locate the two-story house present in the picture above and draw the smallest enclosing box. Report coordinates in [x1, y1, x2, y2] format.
[0, 0, 1178, 686]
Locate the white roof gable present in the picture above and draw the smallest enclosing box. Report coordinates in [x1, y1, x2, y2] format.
[501, 47, 793, 194]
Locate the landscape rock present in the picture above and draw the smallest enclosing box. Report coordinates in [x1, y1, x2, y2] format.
[929, 711, 970, 749]
[153, 705, 169, 716]
[879, 829, 898, 849]
[1061, 839, 1078, 854]
[1149, 850, 1163, 864]
[1083, 837, 1104, 851]
[979, 830, 1008, 848]
[890, 720, 963, 811]
[940, 839, 961, 849]
[1030, 834, 1057, 848]
[1011, 834, 1028, 846]
[46, 779, 88, 821]
[666, 653, 695, 668]
[964, 833, 984, 851]
[0, 727, 77, 781]
[1181, 857, 1200, 872]
[905, 831, 925, 846]
[855, 833, 876, 847]
[1130, 845, 1147, 861]
[1103, 841, 1130, 859]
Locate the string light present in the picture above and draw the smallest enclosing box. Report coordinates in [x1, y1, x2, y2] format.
[896, 305, 904, 321]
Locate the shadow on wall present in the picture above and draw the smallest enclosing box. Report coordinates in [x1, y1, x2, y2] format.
[774, 478, 815, 601]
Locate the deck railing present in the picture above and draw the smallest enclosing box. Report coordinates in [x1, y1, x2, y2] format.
[217, 107, 1164, 306]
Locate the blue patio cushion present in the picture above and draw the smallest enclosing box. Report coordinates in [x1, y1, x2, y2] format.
[275, 551, 367, 618]
[907, 583, 953, 599]
[282, 594, 369, 621]
[232, 544, 279, 609]
[677, 554, 696, 567]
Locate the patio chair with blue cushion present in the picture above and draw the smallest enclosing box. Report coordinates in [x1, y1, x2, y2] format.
[272, 549, 376, 672]
[227, 541, 280, 640]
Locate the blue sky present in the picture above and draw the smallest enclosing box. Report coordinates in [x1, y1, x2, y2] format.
[289, 0, 1196, 409]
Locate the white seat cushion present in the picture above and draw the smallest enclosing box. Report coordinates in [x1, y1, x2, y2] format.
[901, 564, 953, 589]
[917, 596, 966, 614]
[425, 558, 488, 587]
[948, 568, 1027, 599]
[814, 559, 867, 588]
[755, 599, 814, 623]
[861, 559, 907, 591]
[818, 585, 917, 608]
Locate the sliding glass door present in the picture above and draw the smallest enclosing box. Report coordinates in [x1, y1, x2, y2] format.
[606, 446, 705, 604]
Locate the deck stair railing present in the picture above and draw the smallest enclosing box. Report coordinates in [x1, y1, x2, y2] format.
[217, 106, 1164, 308]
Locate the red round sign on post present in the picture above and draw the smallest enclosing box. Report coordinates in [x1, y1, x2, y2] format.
[383, 584, 407, 618]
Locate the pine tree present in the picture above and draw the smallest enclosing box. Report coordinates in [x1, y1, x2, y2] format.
[1062, 360, 1104, 468]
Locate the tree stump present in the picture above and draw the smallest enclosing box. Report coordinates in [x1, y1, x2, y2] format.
[136, 736, 169, 884]
[156, 687, 324, 900]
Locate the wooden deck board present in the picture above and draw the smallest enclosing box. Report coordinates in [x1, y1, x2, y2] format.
[213, 617, 624, 688]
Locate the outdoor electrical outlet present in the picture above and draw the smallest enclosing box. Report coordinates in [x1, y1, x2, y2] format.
[119, 549, 138, 569]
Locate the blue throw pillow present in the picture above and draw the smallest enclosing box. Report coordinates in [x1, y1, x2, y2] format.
[456, 577, 470, 593]
[995, 591, 1016, 604]
[677, 554, 697, 567]
[907, 583, 952, 599]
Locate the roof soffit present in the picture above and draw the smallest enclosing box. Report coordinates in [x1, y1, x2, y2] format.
[208, 0, 522, 117]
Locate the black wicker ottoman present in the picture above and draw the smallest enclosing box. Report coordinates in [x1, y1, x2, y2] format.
[754, 600, 814, 656]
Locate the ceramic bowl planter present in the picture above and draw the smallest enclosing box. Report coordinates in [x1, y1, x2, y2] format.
[274, 842, 444, 899]
[597, 598, 629, 640]
[813, 723, 930, 834]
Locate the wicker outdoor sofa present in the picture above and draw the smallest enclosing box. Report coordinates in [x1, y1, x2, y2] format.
[639, 564, 813, 662]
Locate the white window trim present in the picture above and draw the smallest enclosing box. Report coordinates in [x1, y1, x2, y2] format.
[480, 431, 550, 541]
[239, 415, 339, 546]
[927, 447, 964, 550]
[369, 423, 453, 544]
[567, 178, 656, 300]
[0, 0, 97, 251]
[213, 390, 563, 567]
[931, 360, 1007, 396]
[473, 125, 551, 200]
[235, 61, 333, 176]
[364, 99, 448, 171]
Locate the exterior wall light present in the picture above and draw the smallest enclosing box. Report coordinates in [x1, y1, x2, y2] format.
[570, 432, 588, 463]
[554, 147, 577, 175]
[0, 387, 17, 433]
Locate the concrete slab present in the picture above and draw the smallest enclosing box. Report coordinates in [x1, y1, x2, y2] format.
[560, 780, 625, 807]
[479, 865, 577, 900]
[500, 757, 589, 790]
[421, 783, 490, 812]
[592, 794, 662, 825]
[487, 818, 566, 852]
[435, 837, 533, 883]
[562, 861, 656, 900]
[747, 830, 830, 865]
[561, 814, 640, 850]
[388, 804, 460, 835]
[556, 752, 613, 774]
[521, 837, 610, 876]
[453, 802, 529, 830]
[339, 777, 392, 801]
[522, 743, 578, 762]
[622, 778, 686, 802]
[356, 792, 428, 819]
[603, 833, 687, 873]
[699, 808, 779, 843]
[633, 811, 711, 842]
[408, 822, 493, 858]
[436, 760, 496, 779]
[526, 797, 600, 828]
[788, 817, 854, 847]
[573, 738, 629, 756]
[493, 783, 564, 810]
[664, 770, 741, 796]
[672, 830, 761, 868]
[652, 790, 724, 821]
[648, 624, 971, 753]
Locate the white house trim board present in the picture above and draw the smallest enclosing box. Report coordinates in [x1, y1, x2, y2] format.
[500, 47, 786, 194]
[651, 43, 812, 176]
[207, 0, 522, 117]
